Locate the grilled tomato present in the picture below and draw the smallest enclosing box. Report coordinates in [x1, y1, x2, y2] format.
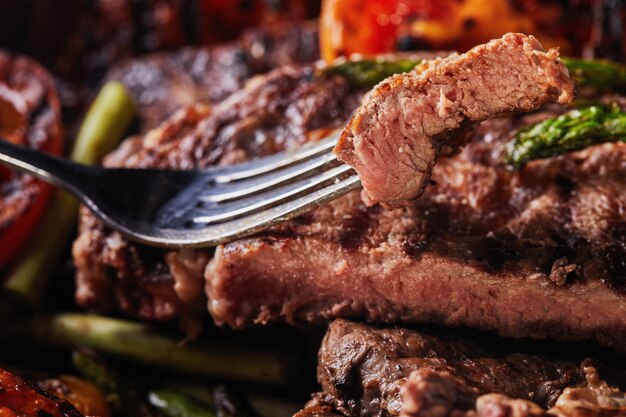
[320, 0, 573, 63]
[0, 52, 63, 270]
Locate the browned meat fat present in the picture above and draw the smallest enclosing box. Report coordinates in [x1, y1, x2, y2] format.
[313, 320, 626, 417]
[335, 33, 576, 208]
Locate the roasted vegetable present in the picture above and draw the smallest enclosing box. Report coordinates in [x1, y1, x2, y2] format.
[2, 82, 136, 308]
[507, 105, 626, 167]
[319, 0, 574, 63]
[0, 52, 63, 270]
[561, 58, 626, 93]
[72, 350, 123, 411]
[0, 313, 299, 385]
[326, 58, 420, 86]
[39, 375, 111, 417]
[149, 390, 217, 417]
[0, 368, 83, 417]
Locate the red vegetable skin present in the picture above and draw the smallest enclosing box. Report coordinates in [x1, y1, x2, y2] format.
[0, 53, 63, 270]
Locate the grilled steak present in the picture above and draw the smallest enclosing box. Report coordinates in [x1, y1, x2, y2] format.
[74, 43, 626, 350]
[107, 20, 320, 131]
[335, 33, 575, 208]
[311, 320, 626, 417]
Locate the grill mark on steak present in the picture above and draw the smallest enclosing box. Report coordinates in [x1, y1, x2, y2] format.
[334, 33, 576, 209]
[313, 320, 625, 417]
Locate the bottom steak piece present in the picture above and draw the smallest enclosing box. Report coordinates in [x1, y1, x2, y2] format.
[307, 320, 626, 417]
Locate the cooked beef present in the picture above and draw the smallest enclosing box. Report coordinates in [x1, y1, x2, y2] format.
[208, 110, 626, 351]
[0, 368, 83, 417]
[335, 33, 575, 208]
[72, 63, 364, 322]
[294, 406, 344, 417]
[398, 365, 626, 417]
[312, 320, 626, 417]
[75, 47, 626, 350]
[107, 20, 320, 131]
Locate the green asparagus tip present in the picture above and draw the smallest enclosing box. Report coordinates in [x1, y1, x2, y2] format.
[149, 389, 217, 417]
[326, 58, 421, 87]
[562, 57, 626, 93]
[507, 105, 626, 167]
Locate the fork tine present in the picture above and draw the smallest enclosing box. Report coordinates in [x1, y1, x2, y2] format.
[200, 148, 341, 203]
[211, 132, 340, 182]
[192, 174, 362, 244]
[192, 164, 354, 224]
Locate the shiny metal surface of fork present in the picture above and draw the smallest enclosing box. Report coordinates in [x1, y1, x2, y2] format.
[0, 133, 361, 248]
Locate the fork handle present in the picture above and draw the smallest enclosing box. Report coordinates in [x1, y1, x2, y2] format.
[0, 138, 93, 195]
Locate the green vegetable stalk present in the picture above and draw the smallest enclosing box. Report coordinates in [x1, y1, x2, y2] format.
[2, 82, 136, 307]
[507, 105, 626, 167]
[328, 56, 626, 91]
[149, 390, 217, 417]
[326, 58, 421, 87]
[561, 57, 626, 93]
[0, 313, 298, 385]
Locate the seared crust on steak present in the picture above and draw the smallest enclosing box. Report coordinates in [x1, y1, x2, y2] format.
[313, 320, 625, 417]
[334, 33, 575, 208]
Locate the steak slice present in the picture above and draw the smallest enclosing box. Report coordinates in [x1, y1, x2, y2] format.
[312, 320, 625, 417]
[334, 33, 576, 208]
[207, 106, 626, 352]
[107, 20, 320, 132]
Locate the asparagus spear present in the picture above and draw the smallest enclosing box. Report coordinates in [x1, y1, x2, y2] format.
[328, 56, 626, 91]
[149, 390, 217, 417]
[326, 58, 421, 87]
[2, 82, 136, 308]
[507, 105, 626, 167]
[561, 57, 626, 93]
[0, 313, 298, 385]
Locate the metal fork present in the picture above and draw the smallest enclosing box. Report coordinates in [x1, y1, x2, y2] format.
[0, 133, 361, 248]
